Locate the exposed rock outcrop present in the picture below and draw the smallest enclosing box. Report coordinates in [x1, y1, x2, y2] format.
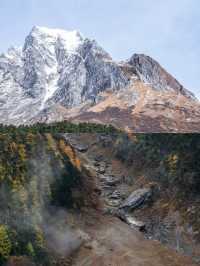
[128, 54, 196, 100]
[119, 188, 152, 210]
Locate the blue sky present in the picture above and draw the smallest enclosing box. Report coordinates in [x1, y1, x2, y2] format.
[0, 0, 199, 98]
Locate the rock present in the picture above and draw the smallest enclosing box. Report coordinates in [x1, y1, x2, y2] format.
[74, 143, 88, 152]
[105, 165, 113, 175]
[128, 54, 196, 100]
[62, 134, 78, 145]
[99, 175, 121, 186]
[109, 190, 121, 199]
[117, 210, 145, 231]
[98, 162, 106, 174]
[125, 215, 145, 230]
[94, 155, 104, 162]
[99, 135, 113, 147]
[106, 198, 121, 207]
[101, 184, 114, 190]
[94, 161, 100, 167]
[99, 166, 105, 174]
[62, 135, 88, 152]
[119, 187, 152, 210]
[106, 190, 122, 207]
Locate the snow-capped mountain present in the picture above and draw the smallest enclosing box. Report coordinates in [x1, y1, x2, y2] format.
[0, 26, 128, 124]
[0, 26, 200, 132]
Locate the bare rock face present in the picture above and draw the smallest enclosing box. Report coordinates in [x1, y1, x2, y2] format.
[118, 212, 146, 230]
[0, 26, 200, 132]
[128, 54, 196, 100]
[119, 188, 152, 210]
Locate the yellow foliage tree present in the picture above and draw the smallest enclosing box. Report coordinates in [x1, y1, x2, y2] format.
[0, 225, 11, 261]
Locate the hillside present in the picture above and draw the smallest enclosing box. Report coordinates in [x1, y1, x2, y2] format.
[66, 133, 200, 264]
[0, 125, 200, 265]
[0, 132, 99, 265]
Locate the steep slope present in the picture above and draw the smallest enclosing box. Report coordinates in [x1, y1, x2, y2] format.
[72, 80, 200, 132]
[128, 54, 196, 99]
[0, 132, 99, 266]
[0, 130, 199, 265]
[0, 26, 199, 132]
[65, 55, 200, 132]
[63, 133, 200, 264]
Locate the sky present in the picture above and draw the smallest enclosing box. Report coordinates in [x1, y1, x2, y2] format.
[0, 0, 199, 98]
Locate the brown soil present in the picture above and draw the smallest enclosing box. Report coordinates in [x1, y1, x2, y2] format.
[71, 214, 197, 266]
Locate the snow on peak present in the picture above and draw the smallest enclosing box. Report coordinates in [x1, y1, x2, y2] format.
[25, 26, 87, 106]
[31, 26, 84, 52]
[3, 46, 22, 64]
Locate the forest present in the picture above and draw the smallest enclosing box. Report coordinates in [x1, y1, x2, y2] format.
[0, 122, 117, 135]
[0, 131, 95, 265]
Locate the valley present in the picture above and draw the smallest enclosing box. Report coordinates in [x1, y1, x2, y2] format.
[0, 26, 200, 265]
[0, 2, 199, 265]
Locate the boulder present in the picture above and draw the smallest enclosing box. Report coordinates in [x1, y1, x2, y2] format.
[94, 155, 103, 161]
[109, 190, 121, 200]
[98, 162, 106, 174]
[99, 175, 121, 186]
[106, 198, 121, 207]
[74, 143, 89, 152]
[117, 210, 145, 231]
[119, 188, 152, 210]
[94, 161, 100, 167]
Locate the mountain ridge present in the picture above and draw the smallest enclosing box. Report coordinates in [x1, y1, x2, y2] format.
[0, 26, 199, 132]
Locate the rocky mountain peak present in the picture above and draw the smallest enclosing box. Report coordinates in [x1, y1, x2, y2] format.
[28, 26, 84, 53]
[4, 46, 22, 61]
[0, 26, 199, 131]
[128, 54, 196, 100]
[0, 26, 129, 125]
